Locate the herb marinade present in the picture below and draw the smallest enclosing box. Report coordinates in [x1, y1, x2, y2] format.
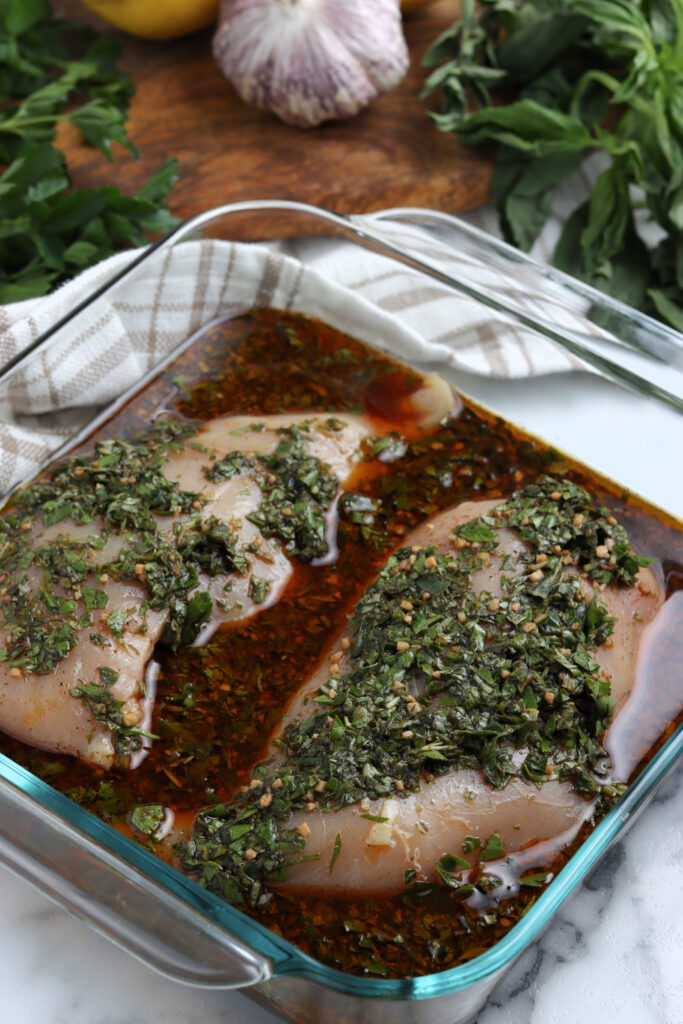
[181, 476, 649, 908]
[0, 413, 345, 755]
[0, 311, 680, 979]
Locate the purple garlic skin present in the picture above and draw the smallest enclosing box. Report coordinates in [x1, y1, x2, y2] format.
[213, 0, 410, 128]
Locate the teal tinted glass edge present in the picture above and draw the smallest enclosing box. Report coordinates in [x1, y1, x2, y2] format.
[0, 196, 680, 1001]
[0, 721, 680, 1001]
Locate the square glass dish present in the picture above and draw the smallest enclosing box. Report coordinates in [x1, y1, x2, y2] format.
[0, 200, 681, 1024]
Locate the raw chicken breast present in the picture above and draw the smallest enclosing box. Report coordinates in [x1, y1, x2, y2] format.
[160, 413, 374, 636]
[0, 413, 380, 768]
[0, 363, 458, 769]
[273, 498, 663, 895]
[0, 576, 166, 770]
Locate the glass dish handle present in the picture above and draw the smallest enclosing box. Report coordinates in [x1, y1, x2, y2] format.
[352, 207, 683, 415]
[1, 197, 682, 414]
[0, 772, 272, 988]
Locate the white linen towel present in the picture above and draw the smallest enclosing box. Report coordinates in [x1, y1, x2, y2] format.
[0, 172, 600, 493]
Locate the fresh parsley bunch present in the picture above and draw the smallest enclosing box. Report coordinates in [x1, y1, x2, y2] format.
[423, 0, 683, 330]
[0, 0, 178, 303]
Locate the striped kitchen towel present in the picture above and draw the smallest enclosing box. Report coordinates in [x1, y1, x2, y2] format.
[0, 171, 599, 493]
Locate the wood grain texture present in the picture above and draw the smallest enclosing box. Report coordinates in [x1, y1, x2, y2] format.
[53, 1, 492, 222]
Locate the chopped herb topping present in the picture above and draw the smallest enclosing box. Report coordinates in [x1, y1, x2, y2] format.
[70, 677, 152, 757]
[106, 609, 127, 639]
[130, 804, 166, 838]
[436, 853, 471, 886]
[205, 451, 253, 481]
[0, 413, 350, 756]
[480, 832, 504, 862]
[248, 577, 271, 605]
[329, 833, 342, 874]
[204, 421, 342, 565]
[361, 434, 408, 463]
[97, 666, 119, 686]
[500, 477, 652, 586]
[229, 423, 266, 436]
[65, 780, 126, 819]
[182, 477, 644, 906]
[520, 872, 550, 888]
[248, 424, 339, 561]
[16, 418, 200, 532]
[205, 421, 341, 562]
[0, 418, 257, 683]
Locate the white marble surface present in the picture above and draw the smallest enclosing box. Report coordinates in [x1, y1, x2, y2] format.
[0, 363, 681, 1023]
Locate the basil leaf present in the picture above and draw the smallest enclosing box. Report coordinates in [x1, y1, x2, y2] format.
[423, 0, 683, 327]
[0, 6, 178, 302]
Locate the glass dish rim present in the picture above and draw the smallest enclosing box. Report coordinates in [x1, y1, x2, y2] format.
[1, 728, 681, 1000]
[0, 197, 680, 1002]
[2, 198, 682, 414]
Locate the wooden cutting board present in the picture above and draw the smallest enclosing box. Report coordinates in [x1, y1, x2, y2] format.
[53, 1, 492, 223]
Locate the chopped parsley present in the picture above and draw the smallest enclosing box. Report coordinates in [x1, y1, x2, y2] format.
[130, 804, 166, 838]
[329, 833, 342, 874]
[0, 419, 257, 677]
[480, 832, 505, 862]
[70, 677, 151, 757]
[106, 608, 127, 639]
[182, 477, 646, 906]
[15, 418, 200, 533]
[248, 577, 271, 604]
[205, 421, 341, 562]
[205, 451, 253, 481]
[0, 414, 348, 759]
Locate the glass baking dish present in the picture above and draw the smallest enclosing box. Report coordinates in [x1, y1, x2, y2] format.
[0, 200, 681, 1024]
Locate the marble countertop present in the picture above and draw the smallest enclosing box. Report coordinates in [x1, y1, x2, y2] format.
[0, 366, 681, 1024]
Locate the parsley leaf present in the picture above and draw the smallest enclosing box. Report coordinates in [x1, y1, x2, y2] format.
[0, 1, 178, 301]
[130, 804, 166, 838]
[480, 831, 505, 862]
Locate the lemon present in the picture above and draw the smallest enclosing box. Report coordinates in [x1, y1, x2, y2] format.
[80, 0, 220, 40]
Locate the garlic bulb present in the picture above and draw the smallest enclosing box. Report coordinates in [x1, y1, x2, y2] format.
[213, 0, 409, 128]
